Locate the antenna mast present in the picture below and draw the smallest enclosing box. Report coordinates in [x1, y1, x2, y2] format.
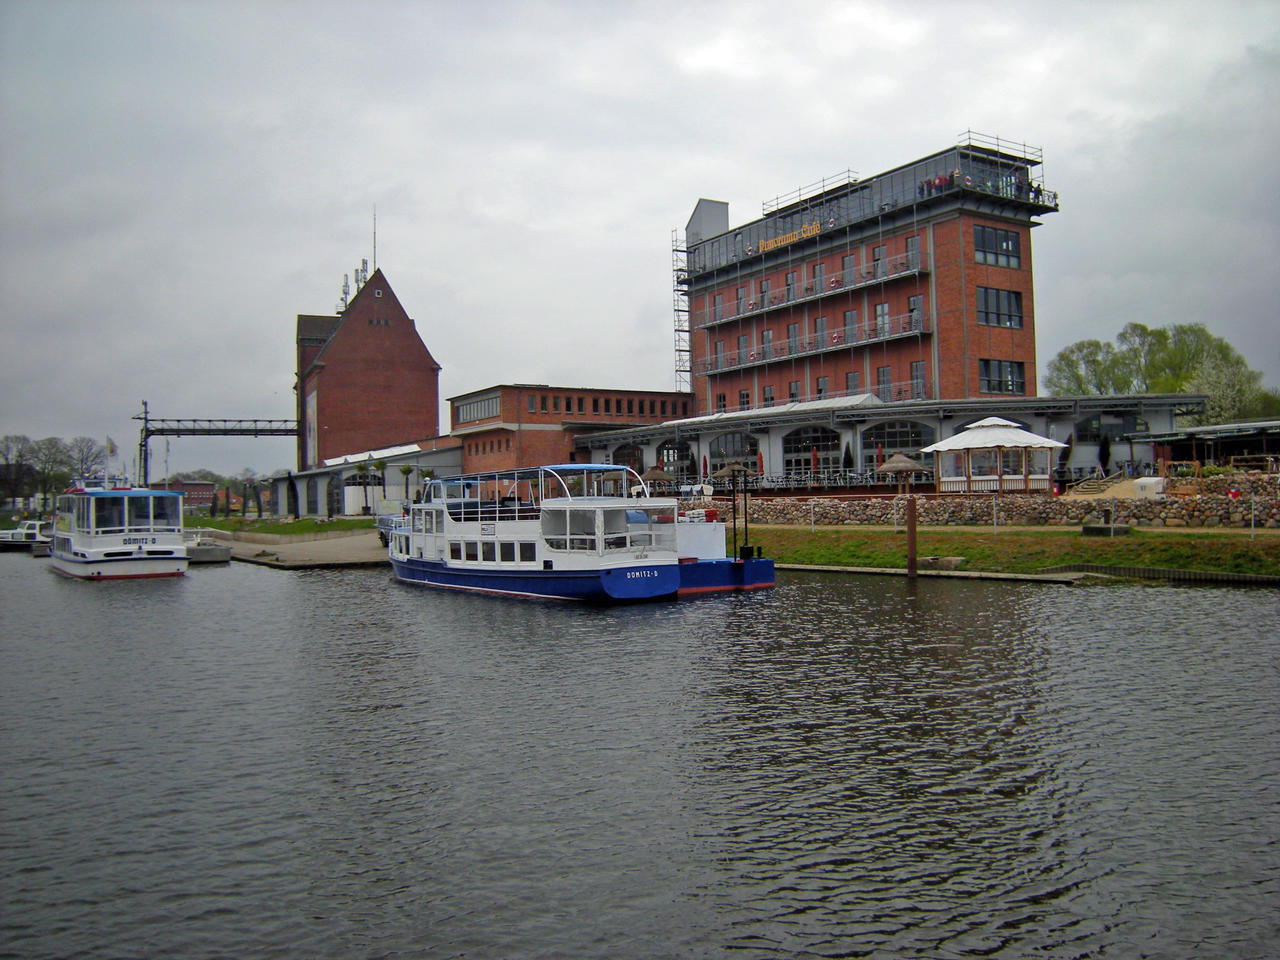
[372, 205, 377, 271]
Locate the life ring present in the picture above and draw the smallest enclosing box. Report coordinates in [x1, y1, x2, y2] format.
[963, 175, 973, 187]
[829, 278, 838, 288]
[827, 219, 835, 228]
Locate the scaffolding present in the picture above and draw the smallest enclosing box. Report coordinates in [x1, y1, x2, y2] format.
[671, 229, 691, 392]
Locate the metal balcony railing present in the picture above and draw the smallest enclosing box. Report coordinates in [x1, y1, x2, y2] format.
[696, 312, 931, 375]
[705, 378, 934, 415]
[695, 251, 928, 329]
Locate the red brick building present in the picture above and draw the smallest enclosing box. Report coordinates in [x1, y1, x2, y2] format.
[682, 134, 1058, 414]
[296, 269, 440, 470]
[451, 384, 693, 472]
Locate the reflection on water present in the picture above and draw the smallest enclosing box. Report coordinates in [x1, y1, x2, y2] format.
[1, 555, 1277, 958]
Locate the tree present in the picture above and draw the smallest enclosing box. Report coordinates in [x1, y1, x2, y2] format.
[400, 463, 414, 499]
[29, 437, 71, 510]
[1, 434, 33, 505]
[1187, 352, 1264, 426]
[354, 461, 370, 513]
[372, 459, 387, 498]
[1044, 323, 1270, 415]
[66, 436, 107, 479]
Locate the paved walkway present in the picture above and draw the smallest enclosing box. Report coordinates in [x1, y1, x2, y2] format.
[225, 531, 389, 569]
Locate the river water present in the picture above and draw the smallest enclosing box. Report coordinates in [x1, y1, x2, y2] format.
[1, 553, 1277, 959]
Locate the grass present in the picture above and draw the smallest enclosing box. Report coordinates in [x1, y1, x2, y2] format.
[741, 524, 1280, 577]
[184, 515, 375, 536]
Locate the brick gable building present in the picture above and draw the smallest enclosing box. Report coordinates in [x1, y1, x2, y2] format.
[295, 269, 441, 470]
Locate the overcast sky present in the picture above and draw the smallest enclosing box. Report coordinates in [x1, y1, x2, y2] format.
[3, 0, 1277, 477]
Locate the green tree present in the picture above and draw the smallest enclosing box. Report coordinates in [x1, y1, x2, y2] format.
[66, 436, 107, 479]
[1, 434, 33, 504]
[354, 461, 370, 513]
[1043, 340, 1128, 394]
[372, 459, 387, 498]
[1187, 352, 1264, 426]
[29, 437, 71, 510]
[399, 463, 413, 499]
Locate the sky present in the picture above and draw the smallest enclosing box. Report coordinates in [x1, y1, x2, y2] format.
[2, 0, 1278, 477]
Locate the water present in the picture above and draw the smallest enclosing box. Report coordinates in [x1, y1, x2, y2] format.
[2, 554, 1277, 959]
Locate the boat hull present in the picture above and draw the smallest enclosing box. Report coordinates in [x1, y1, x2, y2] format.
[50, 554, 188, 580]
[390, 555, 679, 602]
[678, 557, 776, 595]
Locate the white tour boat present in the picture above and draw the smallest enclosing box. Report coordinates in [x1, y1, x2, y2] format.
[50, 478, 188, 580]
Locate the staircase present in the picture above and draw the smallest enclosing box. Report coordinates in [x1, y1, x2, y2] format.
[1065, 471, 1128, 498]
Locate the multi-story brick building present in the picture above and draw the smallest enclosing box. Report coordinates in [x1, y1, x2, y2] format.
[682, 133, 1058, 416]
[450, 384, 693, 472]
[295, 269, 441, 470]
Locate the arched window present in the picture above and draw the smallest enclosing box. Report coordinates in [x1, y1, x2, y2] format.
[656, 439, 696, 480]
[708, 432, 758, 475]
[782, 426, 841, 475]
[860, 421, 936, 471]
[612, 444, 643, 473]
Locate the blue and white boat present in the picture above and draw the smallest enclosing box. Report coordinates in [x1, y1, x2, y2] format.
[387, 463, 773, 602]
[50, 478, 188, 580]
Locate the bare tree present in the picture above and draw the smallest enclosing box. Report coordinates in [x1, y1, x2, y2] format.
[1, 434, 34, 505]
[66, 436, 107, 479]
[29, 437, 71, 511]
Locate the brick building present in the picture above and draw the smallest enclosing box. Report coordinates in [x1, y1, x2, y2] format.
[295, 269, 440, 470]
[450, 384, 693, 472]
[682, 133, 1058, 416]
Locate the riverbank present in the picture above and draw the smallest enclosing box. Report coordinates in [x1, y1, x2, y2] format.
[741, 524, 1280, 580]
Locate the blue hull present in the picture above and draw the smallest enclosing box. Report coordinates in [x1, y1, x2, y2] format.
[677, 557, 776, 595]
[389, 556, 680, 602]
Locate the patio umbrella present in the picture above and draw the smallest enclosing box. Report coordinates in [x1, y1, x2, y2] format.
[712, 463, 752, 557]
[878, 452, 926, 494]
[757, 449, 765, 474]
[640, 466, 675, 481]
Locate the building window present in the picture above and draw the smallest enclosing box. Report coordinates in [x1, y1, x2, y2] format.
[604, 397, 611, 414]
[815, 376, 829, 399]
[761, 329, 773, 359]
[660, 400, 667, 416]
[814, 315, 827, 343]
[788, 380, 800, 402]
[528, 395, 536, 413]
[872, 245, 885, 277]
[713, 292, 724, 321]
[911, 361, 926, 399]
[627, 398, 634, 415]
[715, 393, 727, 413]
[979, 359, 1026, 394]
[845, 370, 861, 394]
[811, 262, 825, 292]
[841, 253, 857, 286]
[593, 396, 600, 414]
[553, 396, 560, 413]
[876, 365, 892, 402]
[843, 309, 858, 342]
[578, 397, 584, 414]
[457, 395, 500, 423]
[737, 334, 749, 362]
[540, 395, 548, 413]
[759, 278, 771, 306]
[785, 270, 798, 301]
[713, 340, 725, 369]
[908, 295, 923, 327]
[786, 322, 800, 353]
[974, 225, 1021, 268]
[875, 302, 889, 338]
[682, 401, 689, 416]
[906, 235, 920, 269]
[763, 385, 775, 406]
[735, 286, 746, 315]
[738, 389, 750, 409]
[976, 286, 1023, 327]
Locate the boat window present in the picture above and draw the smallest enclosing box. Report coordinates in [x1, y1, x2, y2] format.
[450, 541, 462, 560]
[127, 496, 151, 529]
[94, 496, 124, 532]
[152, 496, 180, 529]
[541, 508, 568, 550]
[519, 541, 536, 562]
[568, 509, 596, 551]
[481, 542, 496, 562]
[464, 542, 479, 561]
[75, 497, 90, 531]
[500, 542, 515, 562]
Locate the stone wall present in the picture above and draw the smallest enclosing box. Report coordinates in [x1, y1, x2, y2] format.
[694, 473, 1280, 529]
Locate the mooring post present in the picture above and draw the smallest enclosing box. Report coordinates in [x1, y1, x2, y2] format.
[906, 495, 918, 579]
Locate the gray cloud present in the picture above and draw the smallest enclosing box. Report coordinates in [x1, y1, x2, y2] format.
[3, 0, 1277, 476]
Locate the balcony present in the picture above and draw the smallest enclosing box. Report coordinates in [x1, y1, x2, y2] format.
[695, 251, 928, 330]
[696, 311, 932, 376]
[706, 377, 935, 416]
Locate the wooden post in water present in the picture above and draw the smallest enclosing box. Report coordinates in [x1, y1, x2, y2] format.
[906, 495, 918, 579]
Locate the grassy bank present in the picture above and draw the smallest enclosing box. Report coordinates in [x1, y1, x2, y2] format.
[184, 516, 375, 537]
[742, 524, 1280, 577]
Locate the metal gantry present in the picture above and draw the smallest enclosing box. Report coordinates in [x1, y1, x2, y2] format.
[134, 401, 298, 485]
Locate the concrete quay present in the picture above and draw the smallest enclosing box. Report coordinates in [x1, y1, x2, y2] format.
[219, 529, 389, 570]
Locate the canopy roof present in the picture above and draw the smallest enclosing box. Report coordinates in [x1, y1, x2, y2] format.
[921, 417, 1065, 453]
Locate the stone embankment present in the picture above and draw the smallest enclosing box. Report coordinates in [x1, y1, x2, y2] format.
[698, 472, 1280, 529]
